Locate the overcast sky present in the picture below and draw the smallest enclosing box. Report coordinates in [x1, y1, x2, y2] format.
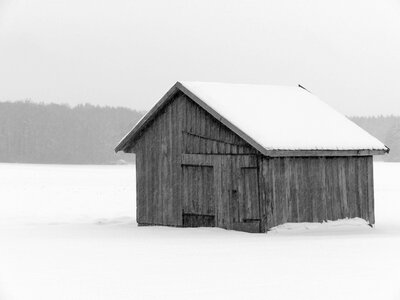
[1, 0, 400, 115]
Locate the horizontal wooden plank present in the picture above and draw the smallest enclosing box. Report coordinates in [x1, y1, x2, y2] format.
[181, 154, 217, 166]
[183, 131, 252, 147]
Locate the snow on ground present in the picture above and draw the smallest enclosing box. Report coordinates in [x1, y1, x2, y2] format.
[0, 162, 399, 299]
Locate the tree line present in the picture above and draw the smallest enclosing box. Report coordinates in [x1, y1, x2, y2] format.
[0, 101, 143, 164]
[0, 101, 399, 164]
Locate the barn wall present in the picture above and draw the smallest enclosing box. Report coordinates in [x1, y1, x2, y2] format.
[133, 93, 185, 226]
[259, 156, 375, 230]
[181, 95, 257, 155]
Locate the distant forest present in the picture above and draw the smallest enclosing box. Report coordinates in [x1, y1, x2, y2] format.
[0, 101, 399, 164]
[0, 101, 144, 164]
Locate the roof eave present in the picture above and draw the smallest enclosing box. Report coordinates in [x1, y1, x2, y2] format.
[262, 148, 389, 157]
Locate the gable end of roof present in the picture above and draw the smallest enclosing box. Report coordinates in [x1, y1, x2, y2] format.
[115, 81, 266, 154]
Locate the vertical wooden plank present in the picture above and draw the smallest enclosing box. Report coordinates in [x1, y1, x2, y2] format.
[204, 114, 212, 154]
[242, 167, 250, 219]
[135, 148, 145, 224]
[230, 156, 240, 224]
[155, 111, 162, 225]
[346, 157, 357, 218]
[161, 107, 167, 224]
[218, 127, 226, 154]
[294, 159, 301, 223]
[305, 158, 313, 222]
[338, 158, 349, 219]
[174, 96, 184, 226]
[325, 158, 334, 221]
[331, 159, 342, 220]
[270, 158, 277, 227]
[297, 158, 309, 222]
[309, 158, 318, 222]
[263, 158, 274, 229]
[193, 104, 200, 153]
[187, 100, 194, 153]
[281, 158, 289, 224]
[144, 121, 151, 224]
[195, 105, 201, 153]
[359, 157, 369, 221]
[159, 108, 165, 224]
[193, 166, 199, 213]
[214, 155, 223, 228]
[147, 120, 155, 224]
[182, 165, 190, 213]
[167, 102, 175, 224]
[220, 156, 231, 229]
[200, 109, 206, 154]
[198, 164, 205, 214]
[367, 156, 375, 225]
[288, 158, 298, 222]
[319, 157, 328, 222]
[237, 157, 245, 222]
[270, 158, 279, 225]
[183, 98, 190, 154]
[208, 113, 216, 140]
[159, 105, 166, 225]
[271, 159, 281, 225]
[143, 128, 150, 224]
[206, 166, 215, 216]
[188, 166, 194, 213]
[354, 158, 361, 219]
[285, 158, 292, 222]
[258, 157, 267, 232]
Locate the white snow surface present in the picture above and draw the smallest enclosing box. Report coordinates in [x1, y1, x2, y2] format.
[181, 81, 387, 151]
[1, 162, 400, 299]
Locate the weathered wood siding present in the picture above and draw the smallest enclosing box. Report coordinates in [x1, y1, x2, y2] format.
[132, 93, 184, 226]
[181, 95, 257, 155]
[259, 156, 375, 231]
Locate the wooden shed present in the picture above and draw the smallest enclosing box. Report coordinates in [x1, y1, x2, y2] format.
[115, 81, 388, 233]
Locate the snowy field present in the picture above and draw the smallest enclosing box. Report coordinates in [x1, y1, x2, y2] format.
[0, 163, 400, 300]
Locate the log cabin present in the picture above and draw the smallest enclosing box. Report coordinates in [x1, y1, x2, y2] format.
[115, 81, 389, 233]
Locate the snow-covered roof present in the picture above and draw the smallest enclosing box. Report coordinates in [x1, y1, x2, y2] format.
[115, 81, 388, 155]
[180, 81, 387, 152]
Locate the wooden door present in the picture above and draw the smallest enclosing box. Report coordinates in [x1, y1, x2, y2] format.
[230, 156, 261, 233]
[182, 164, 215, 227]
[181, 154, 261, 232]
